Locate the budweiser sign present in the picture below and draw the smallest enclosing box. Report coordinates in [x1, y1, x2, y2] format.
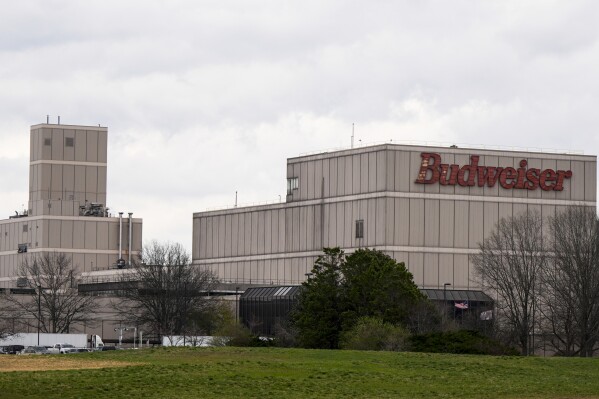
[415, 153, 572, 191]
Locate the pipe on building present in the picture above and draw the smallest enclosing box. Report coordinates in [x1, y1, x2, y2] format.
[128, 212, 133, 266]
[118, 212, 123, 261]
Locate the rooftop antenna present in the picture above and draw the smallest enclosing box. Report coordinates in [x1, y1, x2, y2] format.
[351, 123, 355, 149]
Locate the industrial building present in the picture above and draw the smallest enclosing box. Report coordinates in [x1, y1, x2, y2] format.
[193, 143, 597, 290]
[239, 286, 494, 336]
[0, 123, 143, 288]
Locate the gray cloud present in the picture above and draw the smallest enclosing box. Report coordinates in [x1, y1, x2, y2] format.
[1, 0, 598, 249]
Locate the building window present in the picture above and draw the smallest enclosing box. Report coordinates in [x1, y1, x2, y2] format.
[17, 243, 27, 253]
[355, 220, 364, 239]
[287, 177, 299, 194]
[65, 137, 74, 147]
[44, 138, 51, 146]
[22, 225, 28, 232]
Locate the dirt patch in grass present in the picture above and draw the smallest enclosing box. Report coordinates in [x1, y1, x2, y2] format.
[0, 356, 139, 372]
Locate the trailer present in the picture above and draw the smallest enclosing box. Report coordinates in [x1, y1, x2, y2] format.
[0, 333, 104, 350]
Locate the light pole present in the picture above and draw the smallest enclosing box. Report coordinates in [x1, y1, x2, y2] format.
[304, 273, 313, 282]
[114, 327, 128, 347]
[37, 285, 41, 346]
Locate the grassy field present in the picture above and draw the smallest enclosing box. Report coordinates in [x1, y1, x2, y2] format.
[1, 347, 599, 398]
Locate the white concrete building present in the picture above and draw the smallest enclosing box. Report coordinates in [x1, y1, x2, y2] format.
[0, 123, 143, 288]
[193, 143, 596, 289]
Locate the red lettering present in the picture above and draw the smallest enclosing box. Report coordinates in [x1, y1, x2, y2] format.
[499, 167, 517, 189]
[414, 152, 573, 192]
[457, 156, 479, 187]
[553, 170, 572, 191]
[447, 165, 459, 185]
[525, 168, 540, 190]
[415, 153, 441, 184]
[514, 160, 527, 189]
[539, 169, 557, 191]
[477, 166, 501, 187]
[439, 164, 449, 185]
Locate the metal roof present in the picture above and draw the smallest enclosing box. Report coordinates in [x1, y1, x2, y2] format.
[241, 285, 493, 303]
[240, 286, 301, 300]
[420, 289, 493, 303]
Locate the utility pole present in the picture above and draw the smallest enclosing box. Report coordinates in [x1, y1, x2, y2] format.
[37, 285, 41, 346]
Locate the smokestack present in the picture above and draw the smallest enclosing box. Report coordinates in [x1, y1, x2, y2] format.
[118, 212, 123, 261]
[57, 116, 61, 125]
[46, 115, 49, 124]
[128, 213, 133, 266]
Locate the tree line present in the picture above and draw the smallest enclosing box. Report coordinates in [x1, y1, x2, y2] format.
[1, 205, 597, 357]
[0, 241, 228, 343]
[473, 206, 599, 357]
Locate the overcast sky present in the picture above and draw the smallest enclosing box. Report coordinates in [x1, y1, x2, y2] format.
[1, 1, 598, 251]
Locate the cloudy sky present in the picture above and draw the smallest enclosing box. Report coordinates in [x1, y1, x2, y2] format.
[1, 1, 598, 251]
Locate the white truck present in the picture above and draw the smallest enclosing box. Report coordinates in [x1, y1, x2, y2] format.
[0, 333, 104, 352]
[47, 343, 79, 354]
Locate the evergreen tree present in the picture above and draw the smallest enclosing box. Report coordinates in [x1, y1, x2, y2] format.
[294, 248, 344, 349]
[293, 247, 426, 349]
[341, 248, 424, 328]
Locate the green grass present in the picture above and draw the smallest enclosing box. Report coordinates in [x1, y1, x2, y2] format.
[2, 347, 599, 398]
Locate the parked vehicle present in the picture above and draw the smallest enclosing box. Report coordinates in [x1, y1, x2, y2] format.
[3, 345, 25, 354]
[19, 346, 51, 355]
[70, 348, 91, 353]
[99, 346, 116, 351]
[47, 343, 78, 354]
[0, 333, 104, 351]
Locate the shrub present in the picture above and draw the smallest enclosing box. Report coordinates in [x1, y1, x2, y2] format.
[408, 330, 519, 355]
[213, 322, 273, 347]
[340, 317, 410, 351]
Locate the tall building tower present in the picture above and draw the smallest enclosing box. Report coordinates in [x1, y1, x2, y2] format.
[0, 123, 143, 287]
[28, 124, 108, 217]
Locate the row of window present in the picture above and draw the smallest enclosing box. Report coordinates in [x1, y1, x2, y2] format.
[44, 137, 74, 147]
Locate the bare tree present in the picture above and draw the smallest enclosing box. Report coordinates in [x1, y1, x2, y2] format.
[113, 241, 219, 340]
[472, 211, 547, 355]
[543, 206, 599, 357]
[5, 252, 96, 333]
[0, 295, 16, 340]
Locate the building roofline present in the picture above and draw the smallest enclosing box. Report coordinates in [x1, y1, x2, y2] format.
[30, 123, 107, 131]
[287, 143, 596, 164]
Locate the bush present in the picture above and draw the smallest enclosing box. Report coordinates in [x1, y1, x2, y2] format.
[340, 317, 410, 351]
[408, 330, 519, 355]
[213, 322, 273, 347]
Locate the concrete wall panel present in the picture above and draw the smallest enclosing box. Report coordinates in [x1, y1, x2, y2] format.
[408, 252, 424, 286]
[423, 253, 439, 288]
[86, 131, 98, 162]
[409, 199, 424, 246]
[469, 201, 484, 248]
[96, 221, 108, 250]
[84, 221, 97, 250]
[454, 254, 469, 289]
[368, 152, 377, 192]
[352, 155, 361, 195]
[424, 200, 440, 247]
[483, 202, 499, 241]
[438, 254, 454, 288]
[570, 160, 585, 201]
[454, 201, 469, 248]
[439, 200, 454, 248]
